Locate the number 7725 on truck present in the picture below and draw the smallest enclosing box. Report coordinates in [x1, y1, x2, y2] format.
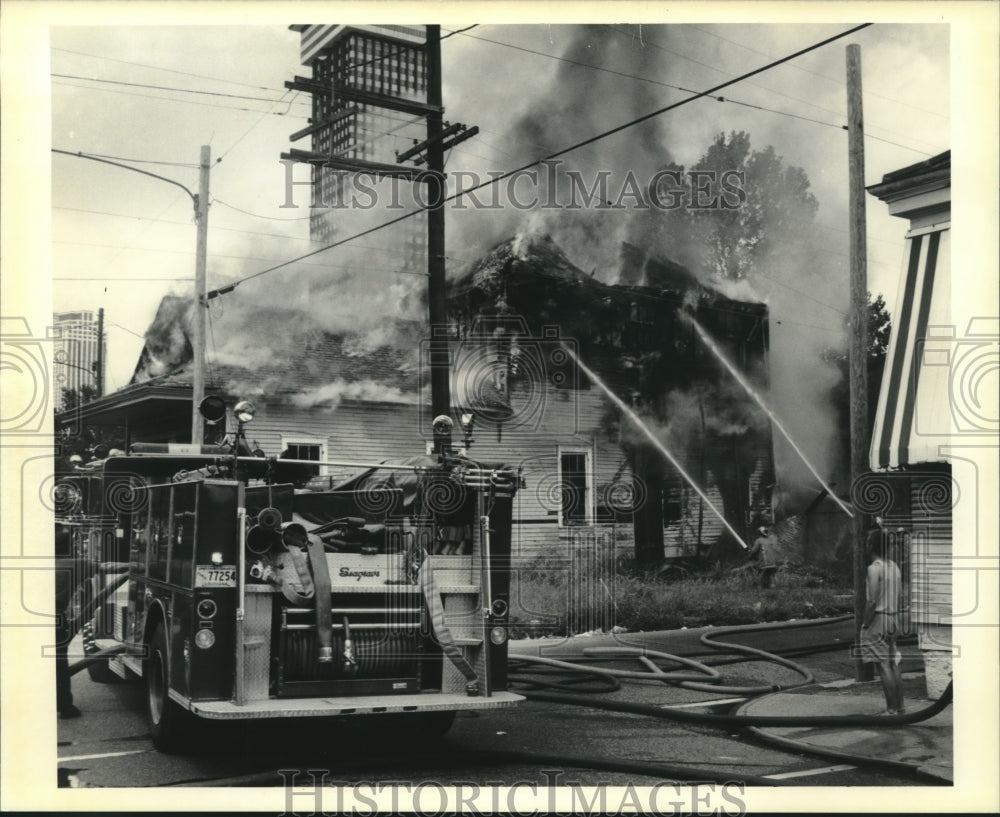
[58, 399, 523, 752]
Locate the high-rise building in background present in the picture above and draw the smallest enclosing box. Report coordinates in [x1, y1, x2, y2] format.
[53, 310, 105, 409]
[291, 24, 428, 270]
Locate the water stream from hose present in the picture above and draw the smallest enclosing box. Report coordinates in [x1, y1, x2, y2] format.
[559, 343, 749, 550]
[681, 313, 854, 518]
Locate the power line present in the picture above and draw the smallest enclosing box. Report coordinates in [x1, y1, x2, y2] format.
[602, 24, 944, 154]
[52, 72, 311, 107]
[772, 318, 844, 334]
[218, 24, 874, 296]
[106, 321, 146, 338]
[52, 46, 279, 91]
[52, 78, 307, 118]
[219, 91, 299, 162]
[52, 239, 429, 274]
[684, 24, 949, 121]
[213, 199, 313, 221]
[53, 203, 479, 265]
[455, 28, 850, 135]
[864, 133, 935, 157]
[54, 276, 190, 282]
[754, 271, 847, 316]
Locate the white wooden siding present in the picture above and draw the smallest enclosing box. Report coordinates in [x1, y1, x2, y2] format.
[909, 474, 952, 632]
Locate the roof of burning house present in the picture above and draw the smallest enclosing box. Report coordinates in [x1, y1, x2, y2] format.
[130, 322, 424, 407]
[448, 232, 764, 341]
[450, 232, 593, 297]
[111, 233, 765, 413]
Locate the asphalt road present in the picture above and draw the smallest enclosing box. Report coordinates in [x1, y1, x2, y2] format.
[57, 618, 932, 791]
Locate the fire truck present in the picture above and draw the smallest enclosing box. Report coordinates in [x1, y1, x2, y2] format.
[56, 398, 522, 752]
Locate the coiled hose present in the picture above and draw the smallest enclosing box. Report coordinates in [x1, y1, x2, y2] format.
[509, 614, 953, 726]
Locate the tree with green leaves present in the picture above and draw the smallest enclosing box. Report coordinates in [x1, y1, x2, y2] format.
[649, 130, 819, 281]
[824, 292, 892, 481]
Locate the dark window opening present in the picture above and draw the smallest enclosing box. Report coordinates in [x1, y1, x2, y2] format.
[560, 452, 589, 526]
[282, 443, 322, 479]
[662, 486, 683, 524]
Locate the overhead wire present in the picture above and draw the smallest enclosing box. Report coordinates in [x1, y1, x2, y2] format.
[51, 78, 308, 118]
[51, 239, 432, 273]
[51, 72, 311, 106]
[218, 90, 300, 162]
[52, 46, 279, 91]
[53, 204, 479, 267]
[451, 28, 854, 137]
[602, 24, 944, 154]
[212, 23, 876, 296]
[684, 24, 949, 121]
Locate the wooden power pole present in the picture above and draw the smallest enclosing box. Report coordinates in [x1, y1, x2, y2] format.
[94, 307, 104, 398]
[846, 44, 873, 682]
[425, 25, 452, 453]
[191, 144, 210, 445]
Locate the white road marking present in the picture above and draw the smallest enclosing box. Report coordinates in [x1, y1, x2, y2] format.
[763, 764, 856, 780]
[58, 749, 149, 763]
[661, 697, 748, 709]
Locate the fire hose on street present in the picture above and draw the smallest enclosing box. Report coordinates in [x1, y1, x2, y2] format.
[508, 615, 952, 725]
[160, 615, 953, 788]
[500, 615, 952, 782]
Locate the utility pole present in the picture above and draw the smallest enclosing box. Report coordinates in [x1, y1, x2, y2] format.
[191, 145, 210, 445]
[846, 44, 873, 682]
[425, 25, 452, 453]
[281, 27, 478, 453]
[94, 307, 104, 398]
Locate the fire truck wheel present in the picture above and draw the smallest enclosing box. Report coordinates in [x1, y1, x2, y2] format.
[410, 710, 456, 738]
[368, 710, 456, 739]
[145, 624, 193, 753]
[86, 659, 120, 684]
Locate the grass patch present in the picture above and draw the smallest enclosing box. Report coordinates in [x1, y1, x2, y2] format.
[509, 554, 854, 638]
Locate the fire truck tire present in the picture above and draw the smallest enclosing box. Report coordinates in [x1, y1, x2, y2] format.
[367, 710, 456, 739]
[86, 659, 120, 684]
[409, 710, 456, 738]
[145, 624, 194, 753]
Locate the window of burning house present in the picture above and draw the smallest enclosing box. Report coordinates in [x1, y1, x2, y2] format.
[280, 438, 325, 478]
[628, 302, 660, 351]
[662, 484, 683, 524]
[559, 449, 592, 526]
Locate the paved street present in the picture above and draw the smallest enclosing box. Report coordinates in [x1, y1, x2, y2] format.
[58, 619, 946, 791]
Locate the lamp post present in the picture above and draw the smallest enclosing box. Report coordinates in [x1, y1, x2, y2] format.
[52, 147, 211, 443]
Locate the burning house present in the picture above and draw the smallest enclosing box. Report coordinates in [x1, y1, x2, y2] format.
[59, 233, 774, 570]
[447, 233, 774, 564]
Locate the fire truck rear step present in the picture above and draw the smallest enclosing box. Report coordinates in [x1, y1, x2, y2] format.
[182, 690, 523, 720]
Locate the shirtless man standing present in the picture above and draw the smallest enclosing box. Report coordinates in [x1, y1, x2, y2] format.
[860, 529, 905, 714]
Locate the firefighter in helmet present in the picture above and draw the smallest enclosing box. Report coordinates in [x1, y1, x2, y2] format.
[747, 525, 778, 589]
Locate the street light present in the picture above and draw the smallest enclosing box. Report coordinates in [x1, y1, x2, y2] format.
[52, 147, 211, 444]
[55, 360, 97, 378]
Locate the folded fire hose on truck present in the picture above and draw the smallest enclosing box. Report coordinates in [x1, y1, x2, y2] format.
[418, 550, 480, 695]
[271, 531, 334, 663]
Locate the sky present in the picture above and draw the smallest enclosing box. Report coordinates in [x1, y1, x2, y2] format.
[1, 5, 998, 812]
[41, 17, 955, 393]
[2, 2, 994, 492]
